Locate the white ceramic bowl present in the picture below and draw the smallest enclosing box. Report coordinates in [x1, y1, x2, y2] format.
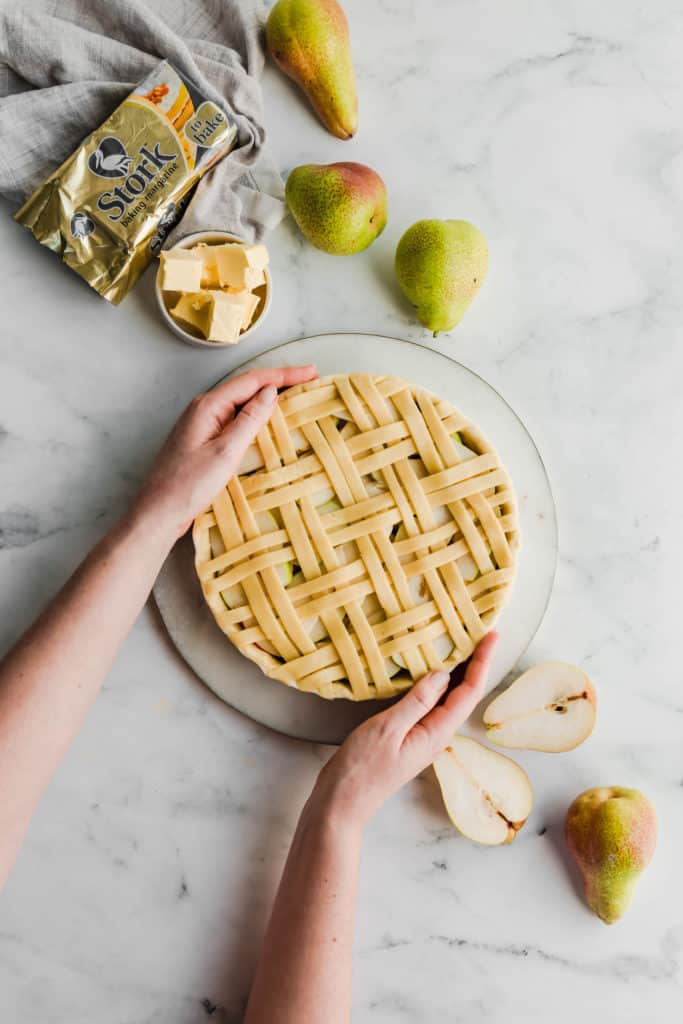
[155, 230, 272, 349]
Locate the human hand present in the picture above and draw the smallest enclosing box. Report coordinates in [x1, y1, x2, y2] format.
[134, 365, 318, 541]
[310, 632, 498, 830]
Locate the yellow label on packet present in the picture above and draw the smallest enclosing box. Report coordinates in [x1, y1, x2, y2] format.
[15, 61, 237, 305]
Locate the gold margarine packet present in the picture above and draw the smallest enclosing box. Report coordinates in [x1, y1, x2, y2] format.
[15, 61, 237, 304]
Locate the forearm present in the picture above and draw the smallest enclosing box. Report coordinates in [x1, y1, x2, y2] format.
[245, 791, 363, 1024]
[246, 639, 498, 1022]
[0, 504, 173, 883]
[0, 367, 317, 889]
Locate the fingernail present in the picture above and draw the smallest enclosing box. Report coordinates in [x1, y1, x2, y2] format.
[426, 670, 450, 691]
[259, 385, 278, 405]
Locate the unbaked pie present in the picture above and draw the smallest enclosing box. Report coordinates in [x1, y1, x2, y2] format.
[193, 373, 519, 700]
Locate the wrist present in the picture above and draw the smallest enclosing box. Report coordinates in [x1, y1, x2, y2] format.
[299, 795, 366, 852]
[116, 498, 178, 562]
[126, 489, 186, 548]
[305, 766, 372, 838]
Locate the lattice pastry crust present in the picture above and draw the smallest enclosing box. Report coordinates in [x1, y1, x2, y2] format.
[193, 374, 519, 700]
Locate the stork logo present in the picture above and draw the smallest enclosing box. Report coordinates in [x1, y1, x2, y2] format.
[88, 137, 133, 179]
[93, 138, 177, 223]
[70, 212, 95, 239]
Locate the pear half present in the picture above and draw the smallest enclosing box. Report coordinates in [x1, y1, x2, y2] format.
[483, 662, 597, 753]
[434, 736, 533, 845]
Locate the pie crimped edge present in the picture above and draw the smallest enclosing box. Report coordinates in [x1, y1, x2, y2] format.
[192, 373, 519, 701]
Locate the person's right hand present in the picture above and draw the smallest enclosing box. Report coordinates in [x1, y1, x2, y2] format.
[310, 632, 498, 830]
[133, 364, 318, 542]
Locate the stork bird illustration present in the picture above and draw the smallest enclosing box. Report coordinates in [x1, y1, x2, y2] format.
[71, 212, 95, 239]
[91, 147, 133, 175]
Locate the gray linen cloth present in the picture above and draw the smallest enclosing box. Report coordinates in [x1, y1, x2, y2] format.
[0, 0, 285, 242]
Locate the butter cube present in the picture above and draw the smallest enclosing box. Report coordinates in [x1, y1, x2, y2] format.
[213, 244, 249, 289]
[206, 295, 244, 343]
[159, 249, 204, 292]
[237, 291, 260, 330]
[245, 267, 266, 290]
[208, 289, 260, 331]
[243, 244, 269, 272]
[191, 244, 220, 288]
[170, 292, 212, 335]
[214, 243, 269, 290]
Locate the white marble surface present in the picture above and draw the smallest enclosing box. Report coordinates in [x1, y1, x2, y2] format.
[1, 0, 681, 1020]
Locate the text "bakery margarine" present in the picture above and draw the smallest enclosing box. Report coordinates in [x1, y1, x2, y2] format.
[15, 61, 237, 304]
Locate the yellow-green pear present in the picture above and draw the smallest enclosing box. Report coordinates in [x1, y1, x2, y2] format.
[565, 787, 657, 924]
[266, 0, 357, 140]
[286, 162, 387, 254]
[395, 219, 488, 334]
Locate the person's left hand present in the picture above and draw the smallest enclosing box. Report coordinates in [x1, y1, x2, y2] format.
[134, 365, 318, 541]
[310, 632, 498, 830]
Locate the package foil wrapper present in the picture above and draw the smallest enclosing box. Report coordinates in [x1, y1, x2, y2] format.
[15, 61, 237, 304]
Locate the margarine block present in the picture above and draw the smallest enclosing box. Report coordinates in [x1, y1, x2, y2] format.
[170, 292, 211, 335]
[192, 244, 220, 288]
[245, 267, 266, 290]
[206, 295, 244, 343]
[208, 289, 260, 331]
[243, 244, 269, 271]
[236, 291, 260, 330]
[213, 244, 249, 289]
[213, 245, 268, 290]
[160, 250, 204, 292]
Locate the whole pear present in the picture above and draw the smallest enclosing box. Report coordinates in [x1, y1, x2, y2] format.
[565, 787, 657, 924]
[266, 0, 357, 140]
[286, 162, 387, 255]
[395, 219, 488, 334]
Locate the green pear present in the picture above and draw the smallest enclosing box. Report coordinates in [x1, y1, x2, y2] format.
[395, 219, 488, 334]
[565, 787, 657, 924]
[266, 0, 357, 140]
[286, 162, 387, 255]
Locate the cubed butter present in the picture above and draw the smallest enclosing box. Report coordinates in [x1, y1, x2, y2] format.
[245, 267, 266, 290]
[159, 249, 204, 292]
[213, 244, 248, 289]
[243, 243, 269, 272]
[214, 243, 269, 290]
[208, 289, 260, 331]
[237, 291, 260, 330]
[164, 241, 268, 342]
[206, 294, 244, 343]
[191, 244, 220, 288]
[170, 292, 212, 335]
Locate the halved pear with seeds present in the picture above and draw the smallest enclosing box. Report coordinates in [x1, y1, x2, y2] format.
[483, 662, 597, 753]
[434, 736, 533, 845]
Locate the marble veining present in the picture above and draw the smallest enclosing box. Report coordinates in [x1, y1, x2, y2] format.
[1, 0, 682, 1021]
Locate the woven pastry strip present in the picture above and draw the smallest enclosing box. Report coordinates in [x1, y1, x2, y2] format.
[193, 373, 519, 701]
